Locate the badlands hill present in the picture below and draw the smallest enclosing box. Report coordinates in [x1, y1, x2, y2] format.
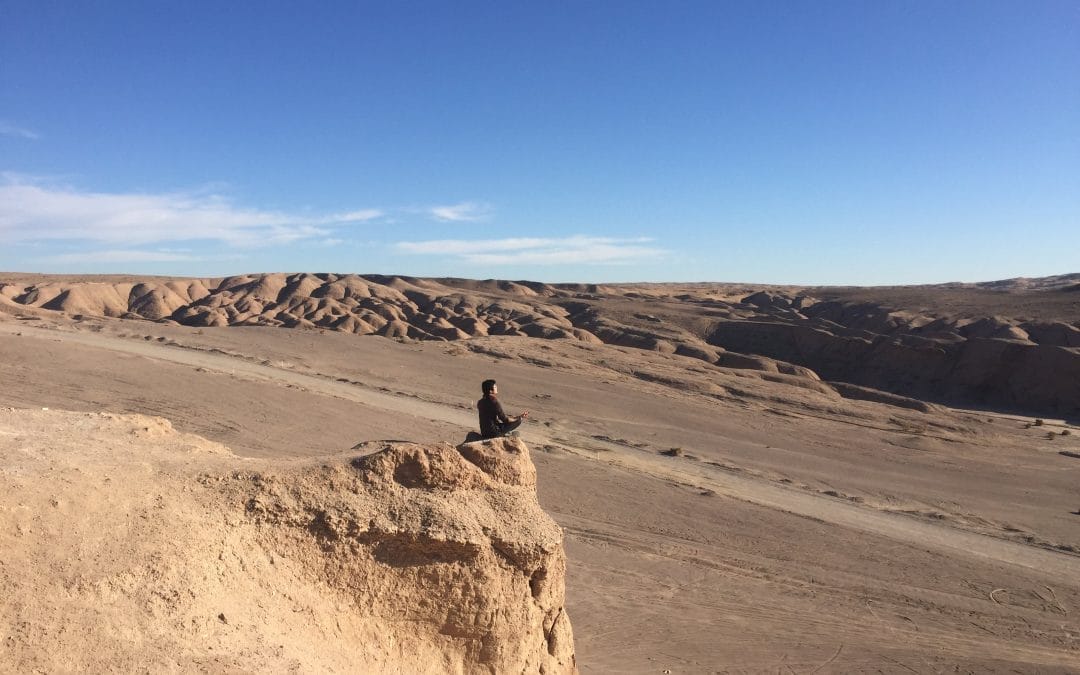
[2, 272, 1078, 416]
[0, 407, 575, 673]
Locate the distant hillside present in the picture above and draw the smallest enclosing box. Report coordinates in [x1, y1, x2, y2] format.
[2, 272, 1078, 416]
[971, 273, 1080, 291]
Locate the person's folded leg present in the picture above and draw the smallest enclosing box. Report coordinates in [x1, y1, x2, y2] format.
[499, 418, 523, 436]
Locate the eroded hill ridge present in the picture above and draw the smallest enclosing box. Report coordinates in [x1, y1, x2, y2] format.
[1, 272, 1077, 414]
[0, 408, 576, 673]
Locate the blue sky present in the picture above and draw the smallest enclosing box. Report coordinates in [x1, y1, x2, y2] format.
[2, 1, 1077, 284]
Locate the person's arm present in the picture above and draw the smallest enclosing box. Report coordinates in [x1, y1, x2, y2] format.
[496, 399, 529, 423]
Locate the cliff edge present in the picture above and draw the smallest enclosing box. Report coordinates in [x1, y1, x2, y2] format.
[0, 408, 576, 673]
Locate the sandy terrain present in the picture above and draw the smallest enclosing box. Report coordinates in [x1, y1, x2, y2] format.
[2, 274, 1079, 672]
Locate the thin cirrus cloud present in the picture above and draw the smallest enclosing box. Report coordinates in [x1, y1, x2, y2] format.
[428, 201, 493, 222]
[39, 249, 235, 264]
[396, 236, 666, 265]
[0, 176, 384, 250]
[0, 121, 40, 140]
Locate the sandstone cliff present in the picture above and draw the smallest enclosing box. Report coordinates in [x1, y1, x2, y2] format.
[0, 408, 576, 673]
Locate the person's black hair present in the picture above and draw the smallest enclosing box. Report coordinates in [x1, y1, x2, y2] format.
[481, 379, 497, 395]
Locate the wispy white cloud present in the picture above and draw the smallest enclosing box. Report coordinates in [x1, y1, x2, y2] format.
[397, 235, 666, 265]
[0, 121, 39, 140]
[0, 175, 382, 249]
[429, 201, 492, 222]
[398, 237, 554, 255]
[330, 209, 383, 222]
[38, 249, 246, 264]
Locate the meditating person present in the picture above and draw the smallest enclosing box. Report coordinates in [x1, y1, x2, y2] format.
[477, 379, 529, 439]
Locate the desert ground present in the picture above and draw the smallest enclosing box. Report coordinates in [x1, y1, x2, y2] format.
[2, 273, 1079, 672]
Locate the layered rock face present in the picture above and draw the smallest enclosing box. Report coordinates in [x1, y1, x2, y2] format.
[706, 302, 1080, 415]
[0, 408, 576, 673]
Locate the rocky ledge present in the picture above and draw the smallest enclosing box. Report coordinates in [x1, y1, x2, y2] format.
[0, 408, 576, 673]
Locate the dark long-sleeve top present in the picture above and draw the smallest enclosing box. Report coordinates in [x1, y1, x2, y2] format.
[477, 395, 509, 438]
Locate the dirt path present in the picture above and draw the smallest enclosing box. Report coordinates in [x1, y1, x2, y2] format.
[0, 322, 467, 425]
[4, 322, 1078, 581]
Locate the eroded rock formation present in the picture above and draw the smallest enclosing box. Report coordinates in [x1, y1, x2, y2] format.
[0, 408, 576, 673]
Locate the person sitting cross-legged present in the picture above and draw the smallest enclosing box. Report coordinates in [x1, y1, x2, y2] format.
[477, 379, 529, 439]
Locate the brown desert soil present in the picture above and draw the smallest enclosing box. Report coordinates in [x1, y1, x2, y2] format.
[2, 274, 1080, 672]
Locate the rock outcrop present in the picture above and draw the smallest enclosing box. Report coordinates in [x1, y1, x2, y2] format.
[0, 408, 576, 673]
